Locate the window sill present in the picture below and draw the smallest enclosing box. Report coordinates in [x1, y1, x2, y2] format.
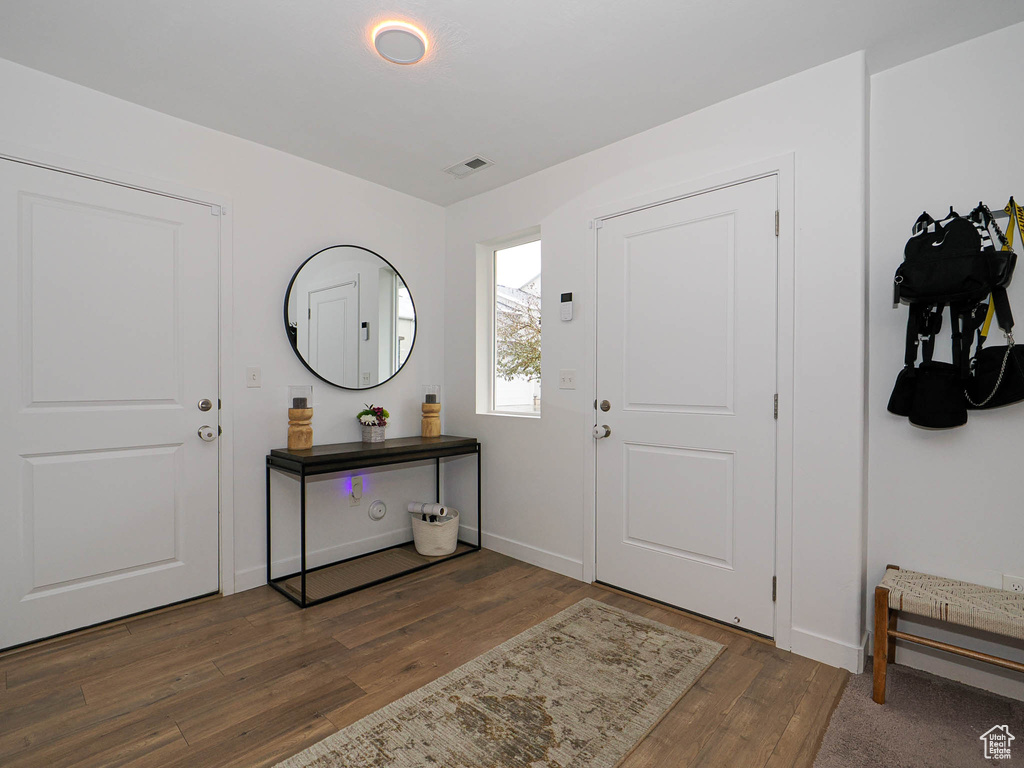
[483, 410, 541, 419]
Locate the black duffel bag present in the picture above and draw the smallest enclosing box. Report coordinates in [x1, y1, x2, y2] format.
[966, 284, 1024, 410]
[967, 343, 1024, 409]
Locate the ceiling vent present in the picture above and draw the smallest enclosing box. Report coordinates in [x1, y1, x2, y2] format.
[443, 155, 493, 179]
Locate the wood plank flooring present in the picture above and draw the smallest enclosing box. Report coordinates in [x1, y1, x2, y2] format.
[0, 550, 848, 768]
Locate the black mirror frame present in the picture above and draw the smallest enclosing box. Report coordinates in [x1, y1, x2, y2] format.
[283, 244, 417, 390]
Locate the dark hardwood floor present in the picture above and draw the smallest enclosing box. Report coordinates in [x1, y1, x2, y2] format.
[0, 550, 848, 767]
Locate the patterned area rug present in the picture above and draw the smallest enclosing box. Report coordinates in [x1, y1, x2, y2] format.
[275, 598, 723, 768]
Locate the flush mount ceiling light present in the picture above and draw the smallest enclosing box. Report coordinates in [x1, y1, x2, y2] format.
[372, 20, 428, 65]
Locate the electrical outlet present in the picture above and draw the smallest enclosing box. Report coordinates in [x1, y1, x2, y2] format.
[245, 366, 261, 388]
[350, 476, 363, 506]
[1003, 574, 1024, 593]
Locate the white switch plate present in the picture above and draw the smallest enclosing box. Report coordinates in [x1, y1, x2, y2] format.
[1003, 574, 1024, 593]
[559, 369, 576, 389]
[245, 366, 262, 388]
[350, 476, 363, 506]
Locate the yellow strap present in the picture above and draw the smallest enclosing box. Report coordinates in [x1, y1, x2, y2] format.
[1005, 196, 1023, 249]
[981, 297, 996, 338]
[981, 197, 1021, 339]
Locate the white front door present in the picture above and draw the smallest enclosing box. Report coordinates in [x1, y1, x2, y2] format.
[595, 176, 778, 636]
[0, 159, 221, 649]
[307, 278, 359, 388]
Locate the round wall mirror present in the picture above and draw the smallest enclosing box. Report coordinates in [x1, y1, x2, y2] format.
[284, 245, 416, 389]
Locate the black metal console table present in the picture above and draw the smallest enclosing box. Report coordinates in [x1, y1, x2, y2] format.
[266, 435, 481, 608]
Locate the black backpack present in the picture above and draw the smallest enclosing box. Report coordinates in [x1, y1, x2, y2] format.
[893, 207, 1014, 306]
[888, 204, 1015, 429]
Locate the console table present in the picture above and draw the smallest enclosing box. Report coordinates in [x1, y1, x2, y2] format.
[266, 435, 481, 608]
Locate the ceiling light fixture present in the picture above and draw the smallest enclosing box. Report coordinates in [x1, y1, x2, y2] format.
[372, 20, 428, 65]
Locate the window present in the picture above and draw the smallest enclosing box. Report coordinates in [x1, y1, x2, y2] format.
[492, 239, 541, 415]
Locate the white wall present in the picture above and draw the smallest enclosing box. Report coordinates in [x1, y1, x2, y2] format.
[868, 22, 1024, 697]
[0, 58, 447, 592]
[444, 53, 869, 670]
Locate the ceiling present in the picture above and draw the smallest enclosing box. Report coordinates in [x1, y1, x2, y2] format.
[1, 1, 1022, 206]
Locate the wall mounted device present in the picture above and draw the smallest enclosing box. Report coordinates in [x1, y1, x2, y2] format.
[560, 292, 573, 321]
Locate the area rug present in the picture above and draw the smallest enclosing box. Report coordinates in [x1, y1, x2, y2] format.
[814, 661, 1024, 767]
[275, 597, 723, 768]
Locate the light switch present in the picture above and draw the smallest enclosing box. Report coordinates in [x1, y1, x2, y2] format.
[246, 366, 262, 388]
[559, 369, 576, 389]
[351, 476, 363, 506]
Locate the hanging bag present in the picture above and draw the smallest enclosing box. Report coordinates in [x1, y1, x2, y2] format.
[967, 198, 1024, 409]
[893, 207, 1015, 306]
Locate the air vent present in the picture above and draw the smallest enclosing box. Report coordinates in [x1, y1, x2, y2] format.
[443, 155, 493, 179]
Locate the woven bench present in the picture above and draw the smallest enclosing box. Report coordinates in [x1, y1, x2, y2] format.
[873, 565, 1024, 704]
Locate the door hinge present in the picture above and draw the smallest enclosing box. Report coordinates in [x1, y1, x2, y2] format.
[773, 394, 778, 419]
[772, 576, 777, 602]
[775, 210, 779, 237]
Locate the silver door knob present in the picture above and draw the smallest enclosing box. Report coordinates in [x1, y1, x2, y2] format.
[197, 425, 217, 442]
[593, 424, 611, 439]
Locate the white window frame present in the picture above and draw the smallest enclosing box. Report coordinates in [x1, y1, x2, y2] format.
[475, 227, 542, 418]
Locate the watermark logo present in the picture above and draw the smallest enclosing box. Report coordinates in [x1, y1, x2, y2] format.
[980, 725, 1015, 760]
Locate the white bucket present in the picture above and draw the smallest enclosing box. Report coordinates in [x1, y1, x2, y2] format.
[410, 509, 460, 557]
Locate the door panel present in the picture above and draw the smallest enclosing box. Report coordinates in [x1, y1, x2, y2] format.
[596, 176, 778, 636]
[624, 214, 734, 412]
[26, 446, 181, 589]
[25, 196, 180, 404]
[0, 160, 220, 648]
[623, 443, 734, 567]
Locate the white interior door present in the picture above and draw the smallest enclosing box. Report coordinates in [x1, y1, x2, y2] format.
[595, 176, 778, 636]
[0, 159, 221, 649]
[307, 278, 359, 388]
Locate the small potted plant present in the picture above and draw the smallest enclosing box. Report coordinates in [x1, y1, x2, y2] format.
[357, 404, 389, 443]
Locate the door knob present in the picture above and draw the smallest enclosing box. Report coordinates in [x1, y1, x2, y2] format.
[197, 425, 217, 442]
[593, 424, 611, 439]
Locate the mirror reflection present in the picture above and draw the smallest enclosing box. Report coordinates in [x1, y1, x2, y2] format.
[285, 245, 415, 389]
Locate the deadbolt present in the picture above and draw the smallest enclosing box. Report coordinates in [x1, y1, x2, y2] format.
[198, 398, 214, 412]
[600, 400, 611, 412]
[197, 425, 217, 442]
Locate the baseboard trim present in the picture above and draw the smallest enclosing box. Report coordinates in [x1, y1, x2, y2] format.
[790, 626, 866, 672]
[234, 528, 414, 593]
[477, 531, 584, 581]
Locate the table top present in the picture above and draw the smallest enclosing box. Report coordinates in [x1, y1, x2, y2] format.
[269, 434, 478, 468]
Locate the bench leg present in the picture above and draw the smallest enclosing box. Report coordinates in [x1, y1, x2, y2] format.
[873, 585, 890, 704]
[887, 607, 898, 663]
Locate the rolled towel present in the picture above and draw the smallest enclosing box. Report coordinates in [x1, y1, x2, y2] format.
[408, 501, 448, 516]
[408, 507, 459, 524]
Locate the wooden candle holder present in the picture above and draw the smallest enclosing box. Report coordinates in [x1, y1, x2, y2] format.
[288, 408, 313, 450]
[421, 402, 441, 437]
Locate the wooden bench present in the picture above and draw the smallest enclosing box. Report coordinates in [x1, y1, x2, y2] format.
[873, 565, 1024, 704]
